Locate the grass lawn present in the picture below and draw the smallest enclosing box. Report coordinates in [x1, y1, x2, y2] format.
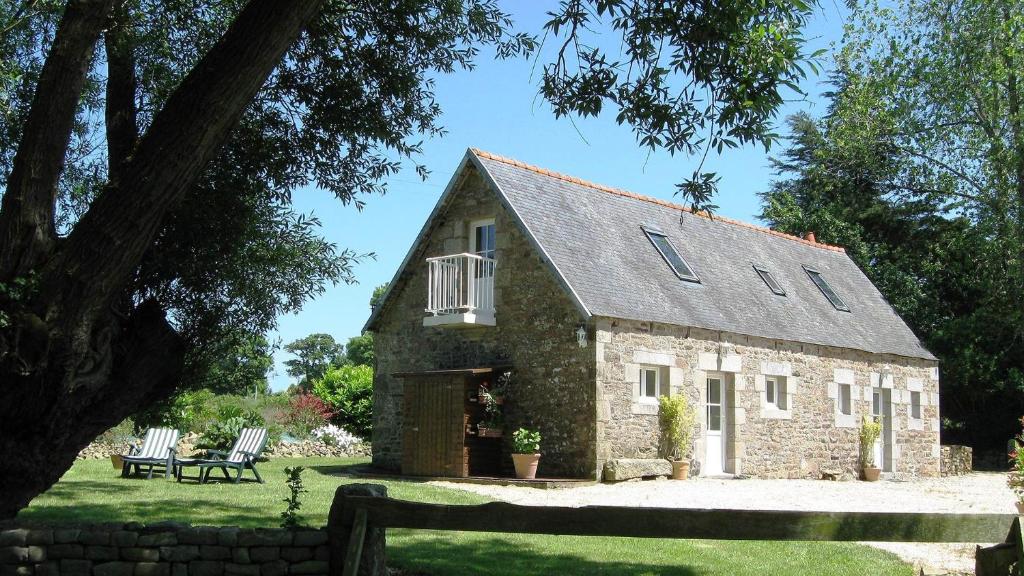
[20, 458, 912, 576]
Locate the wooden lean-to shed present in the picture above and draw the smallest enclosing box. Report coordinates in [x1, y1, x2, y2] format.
[395, 368, 506, 478]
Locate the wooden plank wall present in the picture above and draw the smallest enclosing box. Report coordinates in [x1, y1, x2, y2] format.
[401, 376, 465, 477]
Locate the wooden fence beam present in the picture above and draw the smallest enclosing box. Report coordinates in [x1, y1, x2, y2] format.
[339, 496, 1015, 544]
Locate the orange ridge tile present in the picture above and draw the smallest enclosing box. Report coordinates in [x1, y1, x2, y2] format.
[470, 148, 846, 253]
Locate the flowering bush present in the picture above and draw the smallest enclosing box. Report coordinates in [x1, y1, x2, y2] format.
[1008, 417, 1024, 502]
[312, 365, 373, 439]
[311, 424, 361, 451]
[284, 394, 335, 439]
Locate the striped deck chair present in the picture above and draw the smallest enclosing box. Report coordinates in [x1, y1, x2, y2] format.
[121, 427, 180, 479]
[174, 427, 268, 484]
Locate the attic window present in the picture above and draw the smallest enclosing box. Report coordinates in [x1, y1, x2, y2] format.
[642, 226, 699, 282]
[754, 265, 785, 296]
[804, 266, 850, 312]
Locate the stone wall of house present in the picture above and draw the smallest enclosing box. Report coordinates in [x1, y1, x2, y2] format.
[0, 523, 328, 576]
[372, 165, 596, 479]
[596, 318, 941, 479]
[940, 445, 972, 476]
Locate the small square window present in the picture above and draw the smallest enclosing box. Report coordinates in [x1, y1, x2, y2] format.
[765, 376, 788, 410]
[910, 391, 922, 419]
[838, 383, 852, 416]
[638, 366, 666, 402]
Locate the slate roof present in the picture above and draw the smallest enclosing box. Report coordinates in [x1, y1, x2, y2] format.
[367, 149, 936, 361]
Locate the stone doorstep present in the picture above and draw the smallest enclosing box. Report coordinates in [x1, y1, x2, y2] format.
[602, 458, 673, 482]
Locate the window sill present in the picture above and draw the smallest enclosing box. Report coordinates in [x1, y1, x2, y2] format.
[631, 402, 659, 415]
[760, 406, 792, 420]
[835, 413, 857, 428]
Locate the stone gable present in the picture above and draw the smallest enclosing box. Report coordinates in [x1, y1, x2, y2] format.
[371, 165, 597, 478]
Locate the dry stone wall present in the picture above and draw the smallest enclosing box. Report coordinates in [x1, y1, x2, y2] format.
[596, 318, 941, 479]
[79, 435, 370, 461]
[372, 165, 596, 478]
[940, 445, 972, 476]
[0, 523, 328, 576]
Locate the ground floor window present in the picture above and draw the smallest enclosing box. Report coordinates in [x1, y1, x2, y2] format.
[765, 376, 788, 410]
[910, 391, 922, 420]
[638, 365, 665, 402]
[838, 383, 852, 415]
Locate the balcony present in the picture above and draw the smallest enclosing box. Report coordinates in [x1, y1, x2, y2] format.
[424, 253, 496, 327]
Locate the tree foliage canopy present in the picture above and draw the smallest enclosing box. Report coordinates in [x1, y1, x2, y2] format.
[539, 0, 821, 212]
[283, 333, 345, 388]
[764, 0, 1024, 453]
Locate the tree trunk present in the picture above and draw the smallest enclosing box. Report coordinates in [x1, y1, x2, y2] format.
[1001, 4, 1024, 336]
[0, 300, 184, 519]
[0, 0, 115, 282]
[0, 0, 325, 519]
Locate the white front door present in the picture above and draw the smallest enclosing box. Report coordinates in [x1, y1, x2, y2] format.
[871, 388, 894, 472]
[704, 375, 725, 475]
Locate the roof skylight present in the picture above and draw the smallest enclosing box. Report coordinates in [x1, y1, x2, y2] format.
[804, 267, 850, 312]
[642, 226, 699, 282]
[753, 265, 786, 296]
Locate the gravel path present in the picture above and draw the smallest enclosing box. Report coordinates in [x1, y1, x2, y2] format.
[430, 473, 1015, 574]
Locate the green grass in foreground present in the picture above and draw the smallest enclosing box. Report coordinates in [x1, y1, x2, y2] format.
[21, 458, 912, 576]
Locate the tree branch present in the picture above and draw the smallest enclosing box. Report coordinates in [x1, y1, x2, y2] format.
[894, 145, 989, 197]
[38, 0, 326, 334]
[104, 3, 138, 185]
[0, 0, 115, 283]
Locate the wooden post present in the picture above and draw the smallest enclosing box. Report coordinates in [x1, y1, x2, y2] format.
[327, 483, 388, 576]
[341, 509, 368, 576]
[975, 516, 1020, 576]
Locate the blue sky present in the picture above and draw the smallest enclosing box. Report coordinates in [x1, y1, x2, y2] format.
[267, 2, 849, 390]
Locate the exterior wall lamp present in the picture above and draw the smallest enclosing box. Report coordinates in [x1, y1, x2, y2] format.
[576, 325, 587, 348]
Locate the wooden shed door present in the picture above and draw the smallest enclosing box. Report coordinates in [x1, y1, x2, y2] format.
[401, 377, 466, 477]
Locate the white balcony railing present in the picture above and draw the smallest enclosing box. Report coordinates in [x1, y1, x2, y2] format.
[424, 253, 496, 326]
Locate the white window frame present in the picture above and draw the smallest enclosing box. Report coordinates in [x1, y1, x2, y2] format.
[469, 218, 496, 259]
[638, 365, 665, 404]
[765, 377, 788, 410]
[838, 383, 853, 416]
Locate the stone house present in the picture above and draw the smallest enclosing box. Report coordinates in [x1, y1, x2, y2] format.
[365, 148, 940, 480]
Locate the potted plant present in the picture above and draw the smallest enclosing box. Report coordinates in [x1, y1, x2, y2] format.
[658, 394, 696, 480]
[511, 428, 541, 479]
[860, 415, 882, 481]
[478, 371, 511, 405]
[1007, 417, 1024, 513]
[477, 393, 504, 438]
[477, 418, 504, 438]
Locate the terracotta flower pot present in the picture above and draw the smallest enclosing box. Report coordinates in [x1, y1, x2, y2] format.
[671, 460, 690, 480]
[477, 427, 503, 438]
[1015, 501, 1024, 515]
[512, 453, 540, 479]
[862, 466, 881, 481]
